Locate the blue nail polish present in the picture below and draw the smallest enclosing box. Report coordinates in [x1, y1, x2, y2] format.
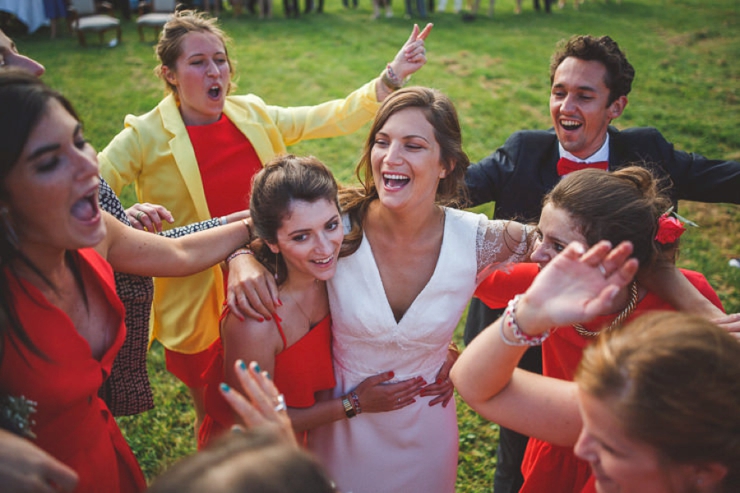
[239, 360, 247, 371]
[265, 371, 271, 380]
[254, 363, 261, 373]
[220, 383, 230, 392]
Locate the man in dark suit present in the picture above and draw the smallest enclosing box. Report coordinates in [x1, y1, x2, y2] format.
[462, 34, 740, 493]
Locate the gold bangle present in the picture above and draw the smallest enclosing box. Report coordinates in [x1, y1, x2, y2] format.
[448, 341, 460, 357]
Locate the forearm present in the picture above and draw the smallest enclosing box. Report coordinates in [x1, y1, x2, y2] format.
[287, 398, 348, 433]
[451, 314, 528, 409]
[639, 261, 724, 318]
[105, 215, 251, 277]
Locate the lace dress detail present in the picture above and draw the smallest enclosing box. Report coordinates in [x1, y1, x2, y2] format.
[475, 215, 531, 282]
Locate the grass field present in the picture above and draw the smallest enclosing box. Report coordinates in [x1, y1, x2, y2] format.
[9, 0, 739, 490]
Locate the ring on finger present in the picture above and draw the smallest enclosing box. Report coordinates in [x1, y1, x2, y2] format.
[135, 211, 145, 222]
[597, 264, 607, 277]
[274, 393, 287, 412]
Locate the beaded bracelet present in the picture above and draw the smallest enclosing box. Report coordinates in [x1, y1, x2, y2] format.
[498, 295, 551, 347]
[350, 391, 362, 415]
[381, 64, 408, 92]
[342, 395, 356, 419]
[226, 247, 254, 264]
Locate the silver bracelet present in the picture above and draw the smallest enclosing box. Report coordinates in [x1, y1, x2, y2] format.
[498, 295, 551, 346]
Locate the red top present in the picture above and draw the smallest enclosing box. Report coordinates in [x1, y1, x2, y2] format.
[0, 249, 146, 493]
[187, 114, 263, 218]
[198, 313, 336, 449]
[475, 264, 723, 493]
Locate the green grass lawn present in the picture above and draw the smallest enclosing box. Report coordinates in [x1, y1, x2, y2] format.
[10, 0, 739, 490]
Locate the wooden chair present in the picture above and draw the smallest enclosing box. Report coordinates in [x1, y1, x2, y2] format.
[137, 0, 178, 42]
[68, 0, 122, 47]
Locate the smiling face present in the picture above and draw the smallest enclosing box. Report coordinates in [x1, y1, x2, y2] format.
[0, 29, 45, 77]
[370, 107, 447, 213]
[3, 98, 104, 259]
[267, 199, 344, 283]
[574, 390, 696, 493]
[530, 202, 585, 268]
[162, 31, 231, 126]
[550, 57, 627, 160]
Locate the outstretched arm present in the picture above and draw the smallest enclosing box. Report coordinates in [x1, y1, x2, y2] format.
[451, 240, 638, 447]
[97, 211, 251, 277]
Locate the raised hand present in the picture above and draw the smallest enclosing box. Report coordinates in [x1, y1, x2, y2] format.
[517, 240, 639, 334]
[220, 360, 297, 447]
[388, 23, 433, 81]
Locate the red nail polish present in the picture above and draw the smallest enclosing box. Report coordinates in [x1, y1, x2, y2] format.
[436, 378, 443, 385]
[389, 371, 395, 378]
[258, 317, 265, 323]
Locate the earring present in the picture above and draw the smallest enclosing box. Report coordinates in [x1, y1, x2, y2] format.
[0, 206, 19, 250]
[274, 253, 279, 282]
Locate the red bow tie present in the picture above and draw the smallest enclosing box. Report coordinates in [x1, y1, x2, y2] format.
[557, 157, 608, 176]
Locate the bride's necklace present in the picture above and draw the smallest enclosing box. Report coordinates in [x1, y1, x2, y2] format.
[572, 281, 639, 337]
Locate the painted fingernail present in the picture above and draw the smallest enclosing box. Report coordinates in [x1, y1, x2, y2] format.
[258, 317, 265, 323]
[254, 363, 261, 373]
[277, 299, 283, 307]
[388, 371, 395, 378]
[265, 371, 271, 380]
[436, 377, 443, 384]
[220, 383, 230, 392]
[239, 360, 247, 371]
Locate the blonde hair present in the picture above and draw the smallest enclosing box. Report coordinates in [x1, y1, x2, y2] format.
[154, 10, 235, 95]
[577, 311, 740, 491]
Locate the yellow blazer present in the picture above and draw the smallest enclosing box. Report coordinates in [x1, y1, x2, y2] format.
[99, 79, 380, 354]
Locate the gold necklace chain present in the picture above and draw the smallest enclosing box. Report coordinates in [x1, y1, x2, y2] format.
[572, 281, 639, 337]
[282, 282, 320, 327]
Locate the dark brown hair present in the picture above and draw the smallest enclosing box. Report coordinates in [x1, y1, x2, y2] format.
[340, 86, 469, 256]
[249, 154, 339, 284]
[0, 69, 82, 362]
[577, 311, 740, 491]
[544, 166, 671, 269]
[549, 35, 635, 106]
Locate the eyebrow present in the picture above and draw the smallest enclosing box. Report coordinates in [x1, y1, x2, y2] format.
[27, 122, 83, 161]
[376, 130, 430, 143]
[552, 82, 598, 93]
[286, 214, 340, 236]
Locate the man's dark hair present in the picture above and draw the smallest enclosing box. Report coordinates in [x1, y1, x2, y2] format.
[550, 35, 635, 105]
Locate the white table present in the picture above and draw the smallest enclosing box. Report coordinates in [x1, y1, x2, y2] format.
[0, 0, 48, 34]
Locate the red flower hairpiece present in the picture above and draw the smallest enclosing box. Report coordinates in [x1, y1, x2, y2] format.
[655, 213, 687, 244]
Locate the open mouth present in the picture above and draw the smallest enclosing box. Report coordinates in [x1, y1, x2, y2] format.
[560, 118, 582, 131]
[71, 191, 100, 222]
[312, 255, 334, 266]
[382, 173, 410, 190]
[208, 84, 221, 99]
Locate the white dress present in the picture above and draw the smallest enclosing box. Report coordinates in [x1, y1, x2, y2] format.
[308, 208, 527, 493]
